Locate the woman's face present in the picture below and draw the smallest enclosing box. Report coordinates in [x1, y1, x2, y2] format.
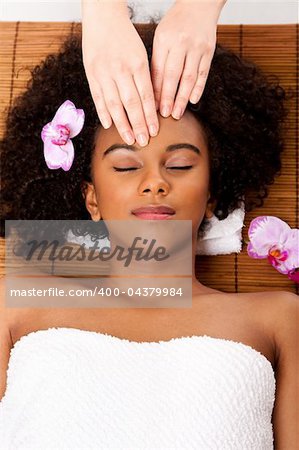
[85, 110, 214, 237]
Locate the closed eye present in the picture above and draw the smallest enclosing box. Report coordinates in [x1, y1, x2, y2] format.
[167, 166, 193, 170]
[113, 167, 138, 172]
[113, 166, 193, 172]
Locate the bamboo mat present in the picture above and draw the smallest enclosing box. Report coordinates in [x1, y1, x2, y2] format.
[0, 22, 298, 294]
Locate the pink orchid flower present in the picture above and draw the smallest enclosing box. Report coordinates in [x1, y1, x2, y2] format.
[41, 100, 85, 171]
[247, 216, 299, 283]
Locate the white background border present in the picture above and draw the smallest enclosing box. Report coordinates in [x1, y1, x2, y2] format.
[1, 1, 298, 24]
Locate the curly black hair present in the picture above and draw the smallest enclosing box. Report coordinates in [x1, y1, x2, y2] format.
[0, 22, 291, 241]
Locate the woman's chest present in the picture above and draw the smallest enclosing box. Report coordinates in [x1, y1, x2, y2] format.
[11, 292, 276, 368]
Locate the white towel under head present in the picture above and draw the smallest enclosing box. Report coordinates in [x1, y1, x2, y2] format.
[196, 204, 245, 255]
[67, 204, 245, 256]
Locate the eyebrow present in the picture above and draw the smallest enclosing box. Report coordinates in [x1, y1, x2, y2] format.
[102, 143, 201, 158]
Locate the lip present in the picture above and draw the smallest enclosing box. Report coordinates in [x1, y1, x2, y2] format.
[131, 205, 176, 220]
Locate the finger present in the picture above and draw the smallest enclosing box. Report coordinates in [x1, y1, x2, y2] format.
[89, 82, 113, 130]
[189, 53, 213, 104]
[150, 36, 169, 111]
[115, 71, 150, 146]
[171, 51, 200, 120]
[159, 48, 186, 117]
[101, 77, 136, 145]
[133, 63, 159, 138]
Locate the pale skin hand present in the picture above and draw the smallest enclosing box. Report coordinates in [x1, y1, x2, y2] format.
[151, 0, 226, 120]
[82, 0, 226, 145]
[82, 1, 159, 147]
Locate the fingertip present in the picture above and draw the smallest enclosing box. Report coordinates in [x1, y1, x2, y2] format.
[189, 94, 200, 104]
[123, 131, 135, 145]
[161, 105, 171, 118]
[171, 106, 183, 120]
[136, 133, 149, 147]
[149, 124, 158, 137]
[101, 118, 112, 130]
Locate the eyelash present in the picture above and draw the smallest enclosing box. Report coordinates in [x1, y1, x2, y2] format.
[113, 166, 193, 172]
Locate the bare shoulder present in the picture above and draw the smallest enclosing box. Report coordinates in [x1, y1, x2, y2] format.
[234, 289, 297, 323]
[265, 289, 298, 314]
[205, 289, 297, 369]
[0, 277, 13, 329]
[236, 288, 296, 305]
[0, 276, 24, 332]
[253, 290, 298, 332]
[242, 289, 297, 348]
[266, 290, 298, 359]
[0, 277, 44, 345]
[263, 290, 298, 448]
[0, 277, 14, 400]
[242, 289, 298, 447]
[0, 276, 15, 351]
[252, 289, 298, 306]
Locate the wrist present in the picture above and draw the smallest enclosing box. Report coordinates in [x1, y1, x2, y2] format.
[81, 1, 129, 20]
[175, 0, 226, 22]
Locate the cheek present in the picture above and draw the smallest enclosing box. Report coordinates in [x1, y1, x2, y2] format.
[179, 170, 209, 225]
[182, 170, 209, 203]
[184, 187, 208, 218]
[93, 172, 136, 216]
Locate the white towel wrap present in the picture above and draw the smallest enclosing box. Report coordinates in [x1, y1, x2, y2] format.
[0, 327, 276, 449]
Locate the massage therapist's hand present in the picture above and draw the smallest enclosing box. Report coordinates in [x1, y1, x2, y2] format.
[82, 1, 159, 147]
[151, 0, 226, 120]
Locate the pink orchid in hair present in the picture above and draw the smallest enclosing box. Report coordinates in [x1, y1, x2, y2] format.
[247, 216, 299, 283]
[41, 100, 85, 171]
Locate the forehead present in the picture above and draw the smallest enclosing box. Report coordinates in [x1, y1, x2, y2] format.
[94, 110, 208, 156]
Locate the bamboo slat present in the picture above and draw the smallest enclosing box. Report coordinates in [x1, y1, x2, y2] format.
[0, 22, 298, 294]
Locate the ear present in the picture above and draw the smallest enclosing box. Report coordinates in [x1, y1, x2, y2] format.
[205, 193, 216, 219]
[83, 182, 101, 221]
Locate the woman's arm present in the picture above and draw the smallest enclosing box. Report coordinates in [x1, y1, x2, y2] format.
[272, 291, 299, 449]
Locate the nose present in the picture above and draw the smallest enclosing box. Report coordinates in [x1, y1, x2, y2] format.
[138, 167, 170, 196]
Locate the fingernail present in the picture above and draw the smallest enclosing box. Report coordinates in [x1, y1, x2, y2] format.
[190, 95, 199, 104]
[172, 107, 182, 120]
[161, 105, 170, 117]
[137, 133, 148, 146]
[123, 131, 135, 145]
[102, 118, 111, 129]
[149, 124, 158, 137]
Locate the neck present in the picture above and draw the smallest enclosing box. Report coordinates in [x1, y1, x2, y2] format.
[97, 231, 211, 306]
